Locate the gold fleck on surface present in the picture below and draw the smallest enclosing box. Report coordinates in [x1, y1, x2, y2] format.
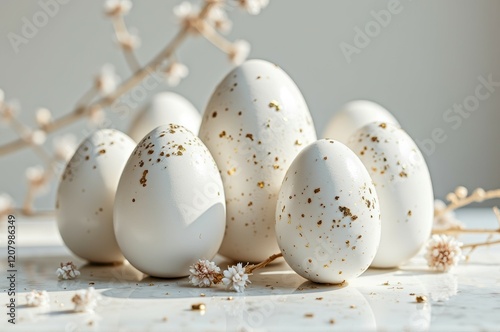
[329, 319, 336, 325]
[191, 303, 206, 311]
[416, 295, 427, 303]
[98, 149, 106, 155]
[227, 167, 236, 175]
[257, 181, 265, 188]
[273, 164, 280, 169]
[295, 140, 302, 146]
[314, 188, 320, 194]
[268, 100, 280, 111]
[399, 171, 408, 178]
[246, 133, 254, 141]
[219, 131, 226, 138]
[304, 313, 314, 318]
[140, 170, 149, 187]
[379, 123, 387, 129]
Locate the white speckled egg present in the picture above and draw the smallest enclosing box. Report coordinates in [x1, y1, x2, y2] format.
[199, 59, 317, 262]
[114, 124, 225, 278]
[322, 100, 400, 143]
[347, 122, 434, 268]
[276, 139, 381, 284]
[128, 92, 201, 142]
[56, 129, 136, 263]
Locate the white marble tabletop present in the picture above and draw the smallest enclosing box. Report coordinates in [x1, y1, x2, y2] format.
[1, 208, 500, 331]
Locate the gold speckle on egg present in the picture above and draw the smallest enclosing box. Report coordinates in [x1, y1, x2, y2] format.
[268, 100, 280, 111]
[407, 210, 412, 216]
[212, 111, 217, 118]
[379, 123, 387, 129]
[227, 168, 236, 175]
[273, 164, 279, 169]
[140, 170, 149, 187]
[246, 133, 254, 141]
[314, 188, 321, 194]
[399, 171, 408, 178]
[257, 181, 265, 188]
[219, 131, 226, 138]
[98, 149, 106, 155]
[295, 140, 302, 146]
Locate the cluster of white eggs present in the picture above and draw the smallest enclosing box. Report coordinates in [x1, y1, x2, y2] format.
[56, 59, 433, 283]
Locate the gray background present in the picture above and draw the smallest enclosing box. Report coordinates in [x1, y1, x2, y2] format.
[1, 0, 499, 210]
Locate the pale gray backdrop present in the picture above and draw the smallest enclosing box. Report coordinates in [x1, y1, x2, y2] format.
[1, 0, 499, 210]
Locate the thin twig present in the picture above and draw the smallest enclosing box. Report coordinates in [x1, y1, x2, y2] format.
[438, 189, 500, 216]
[0, 0, 218, 157]
[462, 240, 500, 249]
[432, 228, 500, 235]
[111, 16, 141, 72]
[246, 253, 283, 273]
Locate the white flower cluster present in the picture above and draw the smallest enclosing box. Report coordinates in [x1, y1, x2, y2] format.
[188, 260, 251, 292]
[425, 234, 463, 272]
[72, 287, 100, 313]
[222, 263, 250, 293]
[26, 290, 50, 307]
[56, 261, 81, 280]
[189, 259, 221, 287]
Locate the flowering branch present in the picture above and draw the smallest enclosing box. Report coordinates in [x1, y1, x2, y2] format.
[0, 0, 269, 218]
[426, 186, 500, 271]
[189, 252, 282, 292]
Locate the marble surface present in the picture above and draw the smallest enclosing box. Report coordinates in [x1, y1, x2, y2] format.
[1, 208, 500, 331]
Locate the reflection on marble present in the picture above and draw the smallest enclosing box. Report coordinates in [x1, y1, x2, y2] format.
[1, 208, 500, 331]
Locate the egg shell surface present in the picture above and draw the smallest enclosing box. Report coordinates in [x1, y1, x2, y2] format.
[276, 139, 381, 284]
[114, 124, 226, 278]
[347, 122, 434, 268]
[323, 100, 400, 143]
[56, 129, 136, 263]
[128, 92, 201, 142]
[199, 59, 317, 262]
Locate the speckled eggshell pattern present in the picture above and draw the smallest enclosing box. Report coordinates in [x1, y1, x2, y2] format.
[56, 129, 136, 263]
[323, 100, 400, 144]
[347, 122, 434, 268]
[114, 124, 226, 278]
[276, 139, 381, 284]
[199, 59, 317, 262]
[128, 92, 201, 142]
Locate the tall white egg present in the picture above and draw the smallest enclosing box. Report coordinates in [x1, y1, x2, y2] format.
[276, 139, 381, 284]
[347, 122, 434, 268]
[199, 59, 317, 262]
[56, 129, 136, 263]
[323, 100, 399, 143]
[128, 92, 201, 142]
[114, 124, 226, 278]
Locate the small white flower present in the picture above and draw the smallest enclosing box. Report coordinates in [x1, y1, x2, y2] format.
[28, 129, 47, 146]
[26, 290, 50, 307]
[174, 1, 199, 20]
[0, 101, 19, 125]
[35, 108, 52, 127]
[238, 0, 269, 15]
[425, 234, 463, 272]
[222, 263, 250, 292]
[118, 31, 141, 51]
[72, 287, 100, 313]
[433, 199, 464, 230]
[95, 64, 120, 96]
[52, 134, 77, 161]
[0, 193, 13, 216]
[208, 6, 232, 34]
[163, 61, 189, 87]
[229, 39, 250, 65]
[189, 259, 221, 287]
[57, 261, 81, 280]
[26, 165, 49, 194]
[104, 0, 132, 16]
